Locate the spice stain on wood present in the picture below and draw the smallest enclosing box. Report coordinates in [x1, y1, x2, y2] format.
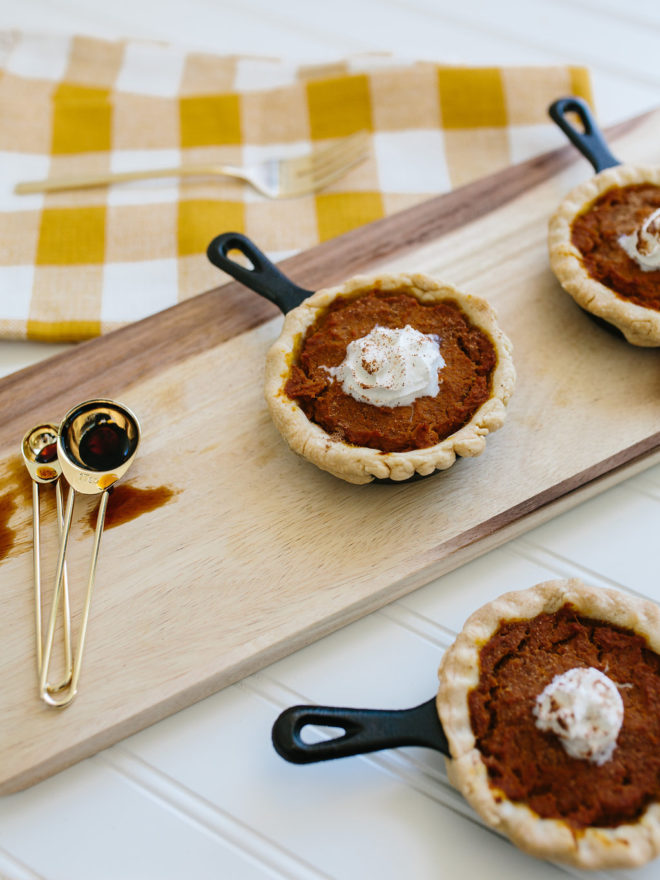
[0, 493, 17, 561]
[2, 454, 32, 500]
[0, 454, 35, 561]
[84, 484, 179, 533]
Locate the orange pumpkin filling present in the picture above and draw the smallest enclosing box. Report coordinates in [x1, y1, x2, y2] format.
[571, 184, 660, 311]
[284, 290, 496, 452]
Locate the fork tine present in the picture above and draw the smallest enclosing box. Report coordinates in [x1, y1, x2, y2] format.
[309, 132, 370, 175]
[287, 132, 369, 175]
[305, 151, 370, 193]
[310, 131, 370, 163]
[285, 132, 370, 189]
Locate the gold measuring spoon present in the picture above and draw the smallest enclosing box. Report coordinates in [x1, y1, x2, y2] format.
[21, 423, 72, 693]
[40, 400, 140, 708]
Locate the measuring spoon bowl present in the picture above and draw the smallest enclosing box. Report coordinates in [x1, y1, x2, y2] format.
[57, 399, 140, 495]
[21, 423, 61, 484]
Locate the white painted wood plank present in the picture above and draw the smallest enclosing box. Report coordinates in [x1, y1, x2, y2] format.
[518, 485, 660, 601]
[629, 462, 660, 491]
[399, 0, 660, 86]
[0, 759, 297, 880]
[562, 0, 660, 29]
[1, 0, 354, 59]
[0, 0, 546, 62]
[117, 670, 571, 880]
[395, 546, 567, 634]
[0, 849, 43, 880]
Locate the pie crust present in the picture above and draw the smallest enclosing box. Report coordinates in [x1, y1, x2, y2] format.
[548, 164, 660, 347]
[437, 578, 660, 869]
[264, 273, 515, 484]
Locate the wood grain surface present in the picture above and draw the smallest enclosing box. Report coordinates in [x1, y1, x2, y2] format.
[1, 109, 658, 795]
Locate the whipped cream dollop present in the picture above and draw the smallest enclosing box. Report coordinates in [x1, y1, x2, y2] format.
[328, 324, 445, 407]
[618, 207, 660, 271]
[533, 666, 624, 766]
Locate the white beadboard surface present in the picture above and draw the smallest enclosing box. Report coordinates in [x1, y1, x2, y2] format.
[0, 1, 659, 878]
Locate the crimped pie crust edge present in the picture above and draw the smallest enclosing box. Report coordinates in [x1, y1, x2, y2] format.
[436, 577, 660, 868]
[548, 164, 660, 347]
[263, 272, 516, 484]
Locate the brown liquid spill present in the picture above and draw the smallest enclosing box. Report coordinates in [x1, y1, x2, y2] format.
[85, 484, 178, 532]
[0, 493, 17, 560]
[0, 449, 178, 556]
[2, 454, 32, 501]
[0, 454, 34, 562]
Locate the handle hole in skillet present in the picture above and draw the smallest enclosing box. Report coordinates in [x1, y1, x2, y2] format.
[566, 110, 587, 134]
[299, 723, 349, 745]
[226, 247, 256, 272]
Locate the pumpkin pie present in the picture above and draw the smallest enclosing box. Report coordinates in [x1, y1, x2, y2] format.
[548, 165, 660, 346]
[437, 578, 660, 869]
[264, 272, 515, 484]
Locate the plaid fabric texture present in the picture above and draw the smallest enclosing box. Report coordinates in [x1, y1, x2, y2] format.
[0, 31, 593, 341]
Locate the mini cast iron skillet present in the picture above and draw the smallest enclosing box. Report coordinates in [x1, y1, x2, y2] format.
[206, 232, 433, 484]
[206, 232, 514, 485]
[548, 97, 639, 341]
[206, 232, 435, 485]
[273, 579, 660, 871]
[271, 696, 449, 764]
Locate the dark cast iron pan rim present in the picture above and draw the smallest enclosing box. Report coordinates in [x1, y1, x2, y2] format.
[206, 231, 456, 484]
[271, 696, 450, 764]
[548, 95, 629, 341]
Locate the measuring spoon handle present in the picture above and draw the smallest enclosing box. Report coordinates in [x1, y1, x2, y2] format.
[549, 97, 620, 173]
[271, 697, 449, 764]
[207, 232, 312, 314]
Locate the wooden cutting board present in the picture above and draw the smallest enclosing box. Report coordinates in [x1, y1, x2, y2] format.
[1, 109, 659, 795]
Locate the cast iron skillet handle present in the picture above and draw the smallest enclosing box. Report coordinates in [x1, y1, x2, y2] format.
[548, 97, 620, 173]
[206, 232, 313, 314]
[271, 697, 449, 764]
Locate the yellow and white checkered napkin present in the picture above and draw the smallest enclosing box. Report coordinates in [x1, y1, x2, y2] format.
[0, 31, 592, 342]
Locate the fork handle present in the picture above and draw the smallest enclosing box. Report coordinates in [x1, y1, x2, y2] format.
[207, 232, 312, 314]
[14, 164, 249, 194]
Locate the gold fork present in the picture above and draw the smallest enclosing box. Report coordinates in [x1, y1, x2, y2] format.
[14, 131, 370, 199]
